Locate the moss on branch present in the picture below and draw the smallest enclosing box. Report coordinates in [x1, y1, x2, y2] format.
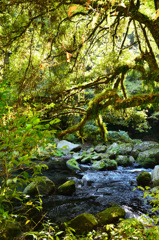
[115, 93, 159, 110]
[58, 89, 118, 138]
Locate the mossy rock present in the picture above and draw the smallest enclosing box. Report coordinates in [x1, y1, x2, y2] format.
[137, 171, 151, 187]
[94, 145, 107, 153]
[81, 155, 92, 164]
[137, 148, 159, 167]
[87, 147, 95, 154]
[151, 165, 159, 187]
[96, 207, 125, 226]
[107, 143, 133, 158]
[58, 180, 76, 195]
[133, 141, 159, 152]
[137, 157, 158, 168]
[23, 176, 55, 196]
[104, 159, 117, 170]
[91, 160, 106, 170]
[116, 155, 135, 167]
[66, 159, 80, 171]
[72, 153, 83, 161]
[67, 213, 98, 235]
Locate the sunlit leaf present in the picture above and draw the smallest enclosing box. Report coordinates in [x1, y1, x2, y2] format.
[86, 0, 91, 10]
[25, 220, 30, 225]
[13, 177, 18, 183]
[40, 64, 44, 69]
[154, 9, 159, 19]
[68, 5, 79, 17]
[26, 124, 32, 130]
[118, 3, 126, 8]
[66, 52, 72, 62]
[50, 118, 61, 125]
[6, 179, 12, 185]
[32, 118, 40, 125]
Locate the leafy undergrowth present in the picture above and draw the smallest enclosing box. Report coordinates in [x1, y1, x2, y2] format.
[21, 219, 159, 240]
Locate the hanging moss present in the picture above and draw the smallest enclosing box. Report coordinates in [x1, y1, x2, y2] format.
[96, 114, 108, 142]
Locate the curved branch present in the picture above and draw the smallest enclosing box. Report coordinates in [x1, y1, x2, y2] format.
[118, 18, 132, 57]
[116, 5, 159, 48]
[58, 89, 119, 138]
[115, 93, 159, 109]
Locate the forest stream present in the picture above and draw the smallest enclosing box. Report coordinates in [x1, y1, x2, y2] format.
[42, 160, 153, 224]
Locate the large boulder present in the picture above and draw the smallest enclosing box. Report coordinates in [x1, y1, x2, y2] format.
[152, 165, 159, 186]
[133, 141, 159, 152]
[58, 180, 76, 195]
[57, 140, 81, 154]
[23, 176, 55, 196]
[136, 171, 151, 187]
[94, 145, 107, 153]
[104, 159, 117, 170]
[116, 155, 135, 167]
[96, 207, 125, 226]
[91, 160, 106, 170]
[106, 143, 118, 158]
[107, 143, 133, 158]
[137, 148, 159, 167]
[132, 141, 159, 159]
[67, 213, 98, 234]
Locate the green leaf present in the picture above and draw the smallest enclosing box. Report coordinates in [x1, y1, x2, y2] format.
[13, 177, 18, 183]
[50, 118, 61, 125]
[23, 172, 29, 179]
[26, 124, 32, 130]
[32, 118, 40, 125]
[6, 179, 12, 185]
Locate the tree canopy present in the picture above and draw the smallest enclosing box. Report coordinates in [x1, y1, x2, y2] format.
[0, 0, 159, 138]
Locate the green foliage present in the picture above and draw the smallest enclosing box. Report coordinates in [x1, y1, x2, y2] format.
[107, 130, 131, 143]
[104, 107, 150, 132]
[83, 121, 99, 135]
[23, 221, 63, 240]
[0, 89, 58, 237]
[143, 187, 159, 218]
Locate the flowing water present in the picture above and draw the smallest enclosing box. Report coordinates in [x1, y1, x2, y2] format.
[42, 164, 153, 224]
